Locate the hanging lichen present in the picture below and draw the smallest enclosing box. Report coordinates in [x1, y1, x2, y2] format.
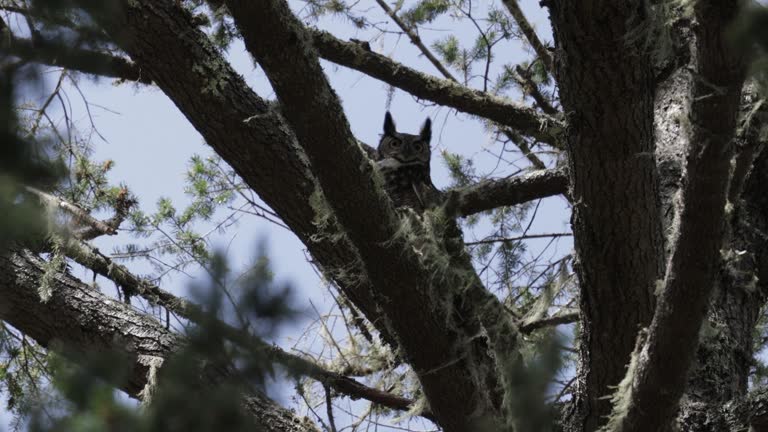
[38, 233, 66, 302]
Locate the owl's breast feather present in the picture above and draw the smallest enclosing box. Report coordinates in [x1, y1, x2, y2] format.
[375, 158, 403, 170]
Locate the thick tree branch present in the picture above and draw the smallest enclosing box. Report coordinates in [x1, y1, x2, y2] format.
[81, 0, 395, 356]
[453, 168, 568, 216]
[0, 249, 318, 432]
[309, 29, 563, 145]
[1, 34, 150, 83]
[609, 2, 747, 431]
[225, 2, 399, 253]
[653, 59, 768, 430]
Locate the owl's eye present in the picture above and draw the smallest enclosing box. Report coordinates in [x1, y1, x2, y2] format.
[413, 142, 423, 152]
[391, 140, 402, 147]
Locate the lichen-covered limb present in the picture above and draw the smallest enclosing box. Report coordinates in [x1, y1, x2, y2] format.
[653, 54, 768, 431]
[224, 0, 519, 428]
[603, 1, 747, 430]
[309, 29, 563, 146]
[58, 235, 430, 419]
[25, 186, 119, 238]
[0, 249, 319, 432]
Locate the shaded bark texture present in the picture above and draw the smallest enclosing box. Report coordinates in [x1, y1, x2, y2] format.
[549, 2, 664, 429]
[71, 0, 524, 429]
[3, 0, 768, 431]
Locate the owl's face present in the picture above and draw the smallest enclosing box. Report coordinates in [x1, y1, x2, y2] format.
[377, 112, 431, 165]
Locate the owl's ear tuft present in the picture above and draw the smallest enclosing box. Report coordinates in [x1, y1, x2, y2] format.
[420, 118, 432, 143]
[384, 112, 396, 136]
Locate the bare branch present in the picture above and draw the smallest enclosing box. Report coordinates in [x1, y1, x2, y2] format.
[466, 232, 572, 246]
[25, 185, 135, 241]
[519, 312, 578, 334]
[25, 186, 118, 238]
[500, 0, 553, 75]
[373, 0, 457, 82]
[502, 128, 548, 168]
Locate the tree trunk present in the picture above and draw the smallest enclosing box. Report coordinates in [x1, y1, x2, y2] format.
[549, 2, 663, 429]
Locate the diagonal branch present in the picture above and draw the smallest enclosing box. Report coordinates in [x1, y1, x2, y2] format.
[309, 29, 563, 145]
[500, 0, 553, 75]
[57, 235, 432, 420]
[372, 0, 457, 82]
[224, 0, 521, 429]
[84, 0, 394, 356]
[502, 128, 548, 168]
[513, 64, 557, 115]
[25, 186, 119, 238]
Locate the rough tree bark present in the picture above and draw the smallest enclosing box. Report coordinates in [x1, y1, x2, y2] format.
[3, 1, 565, 428]
[2, 0, 768, 431]
[549, 2, 664, 429]
[655, 63, 768, 430]
[604, 1, 746, 429]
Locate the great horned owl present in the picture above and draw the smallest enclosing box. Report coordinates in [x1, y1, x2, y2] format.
[376, 112, 441, 212]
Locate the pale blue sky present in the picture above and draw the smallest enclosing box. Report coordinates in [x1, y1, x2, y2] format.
[2, 1, 571, 429]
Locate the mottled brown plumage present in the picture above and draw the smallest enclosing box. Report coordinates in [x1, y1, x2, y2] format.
[375, 112, 441, 212]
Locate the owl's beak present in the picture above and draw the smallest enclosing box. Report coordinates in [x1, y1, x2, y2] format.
[401, 143, 416, 159]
